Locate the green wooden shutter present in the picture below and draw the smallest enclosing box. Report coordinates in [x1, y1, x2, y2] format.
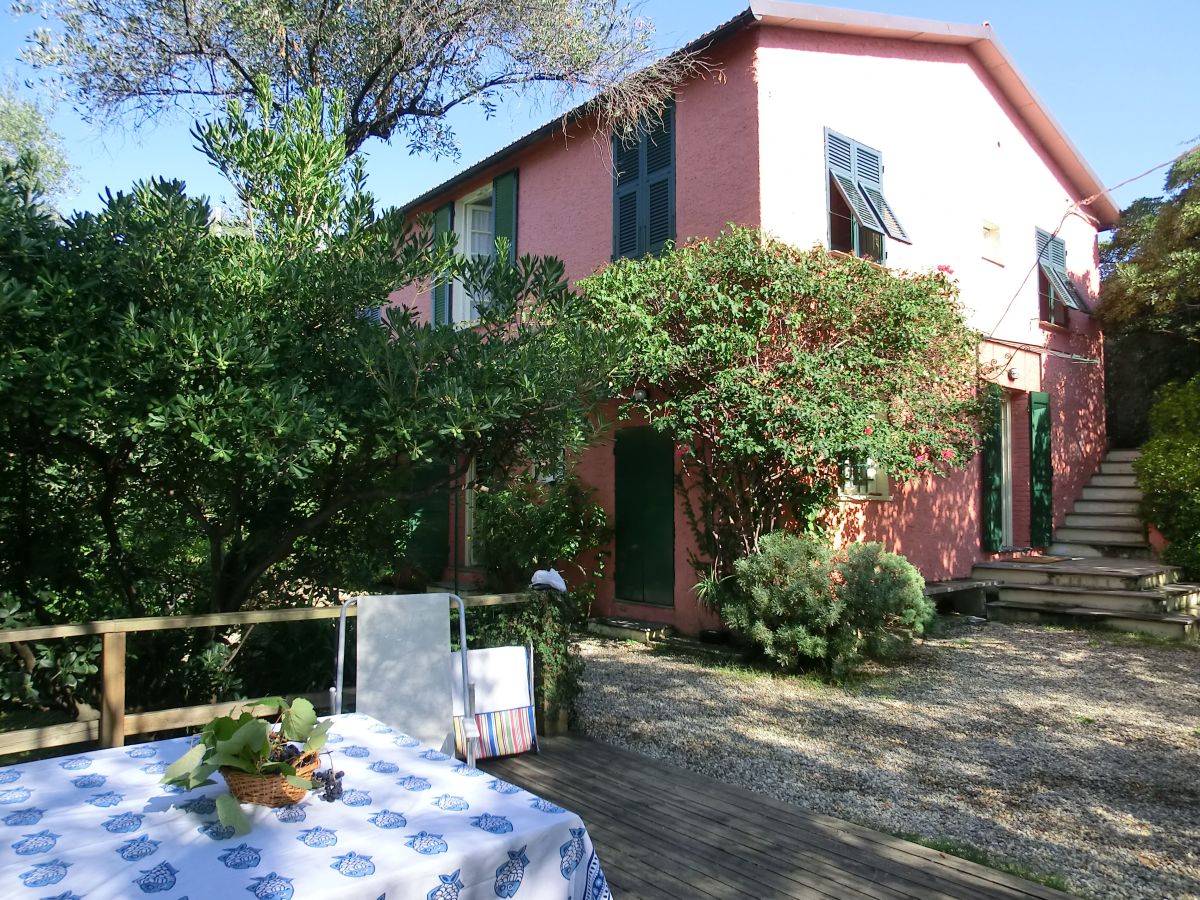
[491, 169, 518, 262]
[854, 142, 909, 243]
[431, 201, 454, 325]
[981, 389, 1004, 552]
[644, 103, 675, 255]
[1036, 228, 1080, 310]
[1029, 391, 1053, 547]
[612, 132, 641, 259]
[825, 128, 884, 233]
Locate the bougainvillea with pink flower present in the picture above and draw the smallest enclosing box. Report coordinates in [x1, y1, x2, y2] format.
[582, 226, 987, 585]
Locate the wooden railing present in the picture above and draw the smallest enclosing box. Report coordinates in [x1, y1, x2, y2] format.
[0, 593, 527, 757]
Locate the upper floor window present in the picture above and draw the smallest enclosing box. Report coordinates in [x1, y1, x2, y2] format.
[825, 129, 909, 263]
[1035, 228, 1082, 327]
[613, 101, 675, 259]
[431, 169, 518, 326]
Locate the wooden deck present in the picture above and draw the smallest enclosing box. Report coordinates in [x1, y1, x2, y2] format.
[483, 735, 1072, 900]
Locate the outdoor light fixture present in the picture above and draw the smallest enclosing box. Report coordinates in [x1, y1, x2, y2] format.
[1007, 368, 1020, 381]
[632, 388, 649, 401]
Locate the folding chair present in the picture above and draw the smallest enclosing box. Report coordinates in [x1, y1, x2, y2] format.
[450, 643, 539, 760]
[332, 593, 479, 766]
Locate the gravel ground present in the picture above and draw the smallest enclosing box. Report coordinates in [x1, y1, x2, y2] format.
[575, 623, 1200, 899]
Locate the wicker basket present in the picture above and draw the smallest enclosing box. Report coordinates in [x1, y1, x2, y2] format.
[221, 750, 320, 808]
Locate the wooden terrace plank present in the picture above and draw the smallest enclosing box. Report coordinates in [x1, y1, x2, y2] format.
[483, 735, 1074, 900]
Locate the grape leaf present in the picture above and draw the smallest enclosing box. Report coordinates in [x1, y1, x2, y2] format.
[162, 744, 205, 784]
[216, 793, 251, 836]
[280, 697, 316, 742]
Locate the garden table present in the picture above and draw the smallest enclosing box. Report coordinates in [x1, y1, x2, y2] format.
[0, 713, 611, 899]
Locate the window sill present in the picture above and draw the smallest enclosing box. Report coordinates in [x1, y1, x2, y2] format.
[1037, 320, 1070, 334]
[839, 493, 892, 503]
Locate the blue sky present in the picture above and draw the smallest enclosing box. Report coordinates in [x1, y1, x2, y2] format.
[2, 1, 1197, 222]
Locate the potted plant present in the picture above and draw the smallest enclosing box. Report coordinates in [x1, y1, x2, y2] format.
[163, 696, 332, 834]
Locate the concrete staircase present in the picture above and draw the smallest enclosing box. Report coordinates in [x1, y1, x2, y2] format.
[1048, 449, 1151, 558]
[973, 449, 1200, 640]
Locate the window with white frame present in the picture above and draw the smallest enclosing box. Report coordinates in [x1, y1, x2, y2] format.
[841, 456, 890, 500]
[455, 187, 495, 323]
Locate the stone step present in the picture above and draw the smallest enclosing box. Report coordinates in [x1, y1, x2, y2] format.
[972, 559, 1179, 591]
[1072, 499, 1141, 516]
[1082, 486, 1143, 502]
[987, 600, 1199, 641]
[1062, 513, 1144, 532]
[1105, 449, 1142, 462]
[1049, 541, 1153, 560]
[1054, 525, 1150, 545]
[1099, 460, 1137, 476]
[1090, 473, 1139, 489]
[998, 583, 1200, 615]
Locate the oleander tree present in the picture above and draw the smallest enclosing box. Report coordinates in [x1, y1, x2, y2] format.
[582, 226, 986, 587]
[17, 0, 703, 157]
[0, 83, 620, 619]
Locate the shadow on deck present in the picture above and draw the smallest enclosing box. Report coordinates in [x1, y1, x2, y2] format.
[482, 735, 1071, 900]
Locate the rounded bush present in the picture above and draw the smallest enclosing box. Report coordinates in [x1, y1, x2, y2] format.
[720, 532, 932, 677]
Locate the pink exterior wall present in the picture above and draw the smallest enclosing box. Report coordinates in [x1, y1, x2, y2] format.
[755, 26, 1105, 583]
[393, 22, 1108, 628]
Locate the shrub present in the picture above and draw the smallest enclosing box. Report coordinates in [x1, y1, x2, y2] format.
[723, 531, 838, 671]
[720, 532, 932, 677]
[835, 542, 934, 668]
[467, 590, 584, 727]
[474, 475, 609, 617]
[1137, 376, 1200, 579]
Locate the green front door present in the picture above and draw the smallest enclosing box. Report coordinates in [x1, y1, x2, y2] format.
[614, 427, 675, 606]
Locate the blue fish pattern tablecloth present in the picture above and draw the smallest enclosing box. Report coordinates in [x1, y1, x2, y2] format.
[0, 713, 612, 899]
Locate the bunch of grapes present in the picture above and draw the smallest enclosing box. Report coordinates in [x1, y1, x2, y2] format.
[268, 741, 304, 764]
[311, 769, 345, 802]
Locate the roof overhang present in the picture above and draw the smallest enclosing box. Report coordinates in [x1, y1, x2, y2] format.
[401, 3, 1119, 229]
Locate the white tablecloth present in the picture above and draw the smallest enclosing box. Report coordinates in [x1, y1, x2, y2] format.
[0, 713, 611, 899]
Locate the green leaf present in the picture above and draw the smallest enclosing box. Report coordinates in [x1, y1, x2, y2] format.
[216, 792, 251, 836]
[162, 743, 205, 784]
[252, 696, 285, 712]
[280, 697, 316, 741]
[217, 718, 269, 760]
[285, 775, 314, 789]
[304, 719, 331, 753]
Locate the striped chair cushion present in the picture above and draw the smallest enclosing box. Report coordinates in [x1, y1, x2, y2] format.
[453, 705, 538, 759]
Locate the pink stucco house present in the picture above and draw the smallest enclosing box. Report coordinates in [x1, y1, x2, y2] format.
[395, 2, 1120, 635]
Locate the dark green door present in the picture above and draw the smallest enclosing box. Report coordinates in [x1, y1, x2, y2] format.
[614, 427, 675, 606]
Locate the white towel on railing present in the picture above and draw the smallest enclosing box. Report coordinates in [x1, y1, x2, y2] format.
[449, 645, 532, 716]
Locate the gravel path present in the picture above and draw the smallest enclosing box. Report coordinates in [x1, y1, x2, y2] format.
[575, 623, 1200, 899]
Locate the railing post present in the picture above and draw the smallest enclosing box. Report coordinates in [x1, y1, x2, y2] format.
[100, 631, 127, 748]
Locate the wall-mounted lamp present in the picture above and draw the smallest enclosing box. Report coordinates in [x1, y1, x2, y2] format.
[632, 388, 649, 402]
[1007, 368, 1020, 382]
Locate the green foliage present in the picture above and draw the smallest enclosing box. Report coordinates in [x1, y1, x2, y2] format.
[581, 226, 984, 581]
[0, 84, 72, 198]
[719, 532, 932, 677]
[722, 531, 837, 671]
[835, 542, 934, 665]
[469, 591, 585, 725]
[1101, 148, 1200, 343]
[163, 696, 331, 833]
[19, 0, 695, 158]
[0, 83, 618, 623]
[1136, 376, 1200, 579]
[0, 595, 99, 713]
[474, 474, 610, 602]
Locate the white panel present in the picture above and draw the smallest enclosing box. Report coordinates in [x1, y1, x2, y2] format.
[450, 645, 532, 715]
[357, 594, 454, 754]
